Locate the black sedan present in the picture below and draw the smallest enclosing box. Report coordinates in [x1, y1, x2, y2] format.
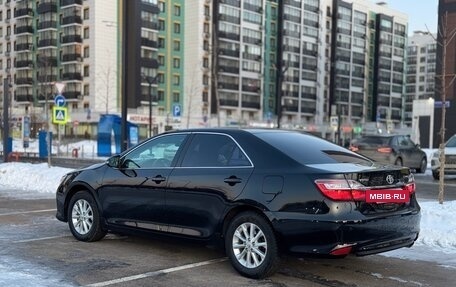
[56, 129, 420, 279]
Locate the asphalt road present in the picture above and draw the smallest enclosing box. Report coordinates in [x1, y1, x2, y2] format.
[1, 174, 455, 287]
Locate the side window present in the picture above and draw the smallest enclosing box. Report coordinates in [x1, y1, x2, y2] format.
[121, 134, 186, 169]
[181, 134, 251, 167]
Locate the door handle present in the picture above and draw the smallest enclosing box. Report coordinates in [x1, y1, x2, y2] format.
[224, 176, 242, 186]
[151, 175, 166, 184]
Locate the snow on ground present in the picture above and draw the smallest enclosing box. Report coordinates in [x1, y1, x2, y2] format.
[0, 161, 455, 267]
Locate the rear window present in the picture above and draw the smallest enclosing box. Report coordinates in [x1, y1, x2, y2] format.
[354, 136, 391, 146]
[255, 131, 371, 165]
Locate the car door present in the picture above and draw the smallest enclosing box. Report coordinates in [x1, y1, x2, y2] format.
[165, 133, 254, 238]
[98, 133, 189, 231]
[396, 135, 419, 168]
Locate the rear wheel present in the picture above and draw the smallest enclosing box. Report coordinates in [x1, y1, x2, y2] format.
[68, 191, 106, 242]
[225, 212, 279, 279]
[417, 158, 427, 173]
[395, 158, 403, 167]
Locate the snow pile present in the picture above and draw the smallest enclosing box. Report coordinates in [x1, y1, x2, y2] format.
[0, 163, 73, 194]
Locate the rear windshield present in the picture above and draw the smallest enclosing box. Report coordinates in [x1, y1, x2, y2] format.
[354, 136, 391, 146]
[255, 131, 371, 165]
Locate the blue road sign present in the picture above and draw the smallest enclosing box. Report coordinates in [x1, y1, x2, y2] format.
[173, 104, 181, 117]
[434, 101, 450, 108]
[55, 94, 66, 107]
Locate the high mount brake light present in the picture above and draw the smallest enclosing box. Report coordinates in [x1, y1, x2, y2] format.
[315, 177, 416, 202]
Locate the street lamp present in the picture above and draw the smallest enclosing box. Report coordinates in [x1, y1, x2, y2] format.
[142, 74, 159, 138]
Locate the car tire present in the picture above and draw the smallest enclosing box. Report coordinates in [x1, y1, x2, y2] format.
[417, 157, 427, 173]
[225, 212, 280, 279]
[68, 191, 106, 242]
[432, 171, 440, 180]
[395, 158, 403, 167]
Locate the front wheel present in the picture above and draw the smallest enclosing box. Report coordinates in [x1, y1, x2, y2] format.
[225, 212, 280, 279]
[68, 191, 106, 242]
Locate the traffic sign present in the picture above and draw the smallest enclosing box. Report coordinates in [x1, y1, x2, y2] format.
[52, 106, 68, 124]
[54, 94, 66, 107]
[434, 101, 450, 108]
[173, 104, 181, 117]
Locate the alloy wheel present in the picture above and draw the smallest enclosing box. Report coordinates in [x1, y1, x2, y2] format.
[71, 199, 94, 235]
[232, 222, 268, 268]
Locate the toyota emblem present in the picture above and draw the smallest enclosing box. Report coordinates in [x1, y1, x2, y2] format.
[385, 174, 395, 185]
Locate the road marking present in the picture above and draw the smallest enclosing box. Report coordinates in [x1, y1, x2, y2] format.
[0, 209, 56, 217]
[86, 257, 228, 287]
[13, 235, 70, 243]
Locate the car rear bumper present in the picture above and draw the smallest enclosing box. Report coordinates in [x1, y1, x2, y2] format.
[269, 209, 420, 256]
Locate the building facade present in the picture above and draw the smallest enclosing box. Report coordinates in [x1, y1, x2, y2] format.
[0, 0, 411, 141]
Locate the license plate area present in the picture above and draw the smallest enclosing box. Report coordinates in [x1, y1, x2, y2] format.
[366, 190, 410, 203]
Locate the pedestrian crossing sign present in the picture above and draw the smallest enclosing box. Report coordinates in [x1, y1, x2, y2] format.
[52, 106, 68, 124]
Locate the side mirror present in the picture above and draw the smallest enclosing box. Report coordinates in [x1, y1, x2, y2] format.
[107, 155, 121, 168]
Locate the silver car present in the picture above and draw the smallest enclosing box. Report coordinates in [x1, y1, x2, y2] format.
[431, 135, 456, 180]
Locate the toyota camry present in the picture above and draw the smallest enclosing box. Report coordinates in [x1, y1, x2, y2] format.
[56, 129, 420, 278]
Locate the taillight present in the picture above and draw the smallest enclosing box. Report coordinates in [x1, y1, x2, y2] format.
[315, 179, 366, 201]
[315, 176, 416, 202]
[377, 147, 392, 153]
[349, 146, 359, 152]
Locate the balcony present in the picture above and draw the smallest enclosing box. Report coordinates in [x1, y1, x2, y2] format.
[219, 49, 240, 58]
[16, 60, 33, 68]
[14, 8, 34, 18]
[37, 39, 58, 48]
[37, 2, 58, 14]
[16, 26, 34, 34]
[219, 99, 238, 107]
[15, 43, 33, 52]
[37, 56, 58, 67]
[38, 21, 58, 30]
[63, 91, 81, 99]
[218, 31, 240, 41]
[301, 106, 316, 114]
[62, 53, 82, 62]
[37, 75, 58, 83]
[16, 78, 33, 85]
[242, 101, 260, 109]
[62, 35, 83, 44]
[62, 73, 83, 81]
[16, 94, 33, 102]
[61, 16, 83, 26]
[141, 38, 158, 49]
[242, 85, 260, 93]
[219, 65, 239, 74]
[61, 0, 83, 7]
[141, 58, 159, 68]
[142, 21, 158, 30]
[218, 83, 239, 90]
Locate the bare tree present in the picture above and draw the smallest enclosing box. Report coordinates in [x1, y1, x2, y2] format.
[431, 13, 456, 204]
[96, 51, 117, 114]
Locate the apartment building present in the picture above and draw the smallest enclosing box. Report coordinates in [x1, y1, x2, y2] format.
[0, 0, 410, 139]
[404, 31, 436, 126]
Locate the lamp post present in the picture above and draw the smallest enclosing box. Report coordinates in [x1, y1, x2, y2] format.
[142, 74, 159, 138]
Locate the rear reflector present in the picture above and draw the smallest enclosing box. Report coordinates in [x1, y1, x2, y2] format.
[330, 244, 354, 256]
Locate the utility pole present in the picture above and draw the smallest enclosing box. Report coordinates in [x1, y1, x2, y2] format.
[142, 74, 159, 138]
[2, 78, 10, 162]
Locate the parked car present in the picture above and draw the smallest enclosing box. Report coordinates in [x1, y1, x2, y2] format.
[431, 134, 456, 180]
[56, 129, 420, 279]
[349, 135, 427, 173]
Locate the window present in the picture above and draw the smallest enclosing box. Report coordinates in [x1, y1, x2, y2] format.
[173, 40, 180, 51]
[159, 19, 165, 30]
[84, 65, 89, 77]
[173, 57, 180, 68]
[174, 5, 181, 16]
[83, 8, 89, 20]
[173, 75, 180, 85]
[158, 55, 165, 65]
[173, 92, 179, 102]
[181, 134, 251, 167]
[159, 1, 165, 12]
[83, 27, 89, 39]
[83, 46, 89, 58]
[158, 37, 165, 48]
[174, 22, 180, 34]
[121, 134, 187, 169]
